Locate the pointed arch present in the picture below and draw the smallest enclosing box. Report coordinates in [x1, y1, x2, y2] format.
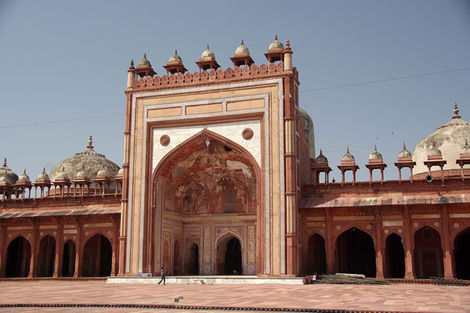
[335, 227, 376, 277]
[414, 226, 443, 278]
[148, 129, 263, 275]
[215, 231, 243, 275]
[6, 235, 31, 278]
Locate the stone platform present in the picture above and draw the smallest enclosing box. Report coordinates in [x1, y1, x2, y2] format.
[107, 275, 305, 285]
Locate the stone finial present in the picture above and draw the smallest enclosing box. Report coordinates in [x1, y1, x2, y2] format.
[87, 135, 94, 150]
[453, 103, 461, 119]
[275, 35, 278, 41]
[285, 39, 291, 49]
[3, 158, 6, 167]
[129, 59, 134, 69]
[403, 142, 406, 150]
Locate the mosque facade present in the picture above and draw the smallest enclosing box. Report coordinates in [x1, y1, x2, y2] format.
[0, 38, 469, 280]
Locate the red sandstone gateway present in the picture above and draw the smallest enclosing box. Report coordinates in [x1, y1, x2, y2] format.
[0, 38, 469, 281]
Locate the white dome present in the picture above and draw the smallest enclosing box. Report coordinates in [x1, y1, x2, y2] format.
[412, 105, 470, 174]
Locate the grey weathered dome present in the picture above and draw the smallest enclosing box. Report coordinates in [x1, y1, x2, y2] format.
[168, 50, 183, 63]
[0, 159, 18, 185]
[427, 140, 442, 158]
[200, 45, 215, 60]
[235, 40, 250, 55]
[53, 166, 70, 183]
[268, 35, 284, 51]
[137, 53, 151, 67]
[369, 146, 383, 161]
[50, 136, 120, 182]
[315, 150, 328, 164]
[17, 169, 31, 184]
[398, 143, 412, 159]
[35, 168, 51, 183]
[413, 104, 470, 174]
[342, 147, 355, 163]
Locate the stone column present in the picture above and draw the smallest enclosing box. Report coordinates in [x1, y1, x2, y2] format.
[28, 223, 39, 278]
[375, 210, 384, 278]
[325, 210, 334, 274]
[53, 223, 64, 277]
[441, 205, 454, 278]
[403, 206, 414, 279]
[0, 223, 6, 277]
[74, 218, 83, 278]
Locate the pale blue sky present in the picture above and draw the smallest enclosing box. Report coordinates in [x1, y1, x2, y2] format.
[1, 0, 469, 181]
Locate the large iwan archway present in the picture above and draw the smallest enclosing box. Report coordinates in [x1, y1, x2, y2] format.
[151, 130, 261, 275]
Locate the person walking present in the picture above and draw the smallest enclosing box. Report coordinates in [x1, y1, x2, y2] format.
[158, 266, 166, 285]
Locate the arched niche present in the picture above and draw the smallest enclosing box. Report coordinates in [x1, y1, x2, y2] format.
[307, 233, 326, 275]
[6, 236, 31, 278]
[454, 227, 470, 279]
[82, 233, 112, 277]
[384, 233, 405, 278]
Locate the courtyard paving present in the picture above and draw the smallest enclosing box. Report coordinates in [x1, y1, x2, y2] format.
[0, 280, 468, 312]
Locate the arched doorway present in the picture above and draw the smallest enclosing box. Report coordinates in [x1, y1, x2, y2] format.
[454, 227, 470, 279]
[307, 234, 326, 274]
[152, 130, 260, 276]
[414, 227, 443, 278]
[335, 228, 376, 277]
[185, 243, 199, 275]
[384, 233, 405, 278]
[216, 235, 242, 275]
[62, 240, 76, 277]
[173, 241, 181, 275]
[36, 235, 56, 277]
[6, 236, 31, 277]
[82, 234, 112, 277]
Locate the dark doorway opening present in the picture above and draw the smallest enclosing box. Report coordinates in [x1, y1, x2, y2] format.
[414, 227, 443, 278]
[335, 228, 376, 277]
[454, 227, 470, 279]
[307, 234, 326, 274]
[173, 241, 181, 275]
[6, 236, 31, 278]
[82, 234, 112, 277]
[224, 237, 242, 275]
[62, 240, 76, 277]
[36, 235, 56, 277]
[384, 233, 405, 278]
[186, 243, 199, 275]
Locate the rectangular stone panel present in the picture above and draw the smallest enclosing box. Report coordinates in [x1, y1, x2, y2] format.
[147, 107, 182, 118]
[185, 103, 222, 115]
[226, 98, 264, 111]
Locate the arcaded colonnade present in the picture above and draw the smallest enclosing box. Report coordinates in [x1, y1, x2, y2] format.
[0, 214, 120, 278]
[301, 180, 470, 280]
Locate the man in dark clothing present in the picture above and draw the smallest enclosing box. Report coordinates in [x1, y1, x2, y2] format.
[158, 267, 166, 285]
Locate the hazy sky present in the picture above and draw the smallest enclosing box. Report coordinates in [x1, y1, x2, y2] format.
[1, 0, 469, 181]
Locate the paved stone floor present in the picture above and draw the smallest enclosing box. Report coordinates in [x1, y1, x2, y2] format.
[0, 281, 469, 312]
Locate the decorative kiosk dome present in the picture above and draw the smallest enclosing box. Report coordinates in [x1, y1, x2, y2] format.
[369, 145, 383, 162]
[412, 104, 470, 176]
[398, 143, 412, 160]
[200, 45, 216, 60]
[0, 159, 18, 185]
[50, 136, 120, 182]
[342, 147, 355, 163]
[17, 169, 31, 184]
[314, 150, 328, 164]
[268, 35, 284, 51]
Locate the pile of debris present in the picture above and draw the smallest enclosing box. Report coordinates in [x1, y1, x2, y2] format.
[305, 273, 390, 285]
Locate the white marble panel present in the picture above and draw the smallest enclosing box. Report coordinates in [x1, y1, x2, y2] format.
[152, 120, 261, 170]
